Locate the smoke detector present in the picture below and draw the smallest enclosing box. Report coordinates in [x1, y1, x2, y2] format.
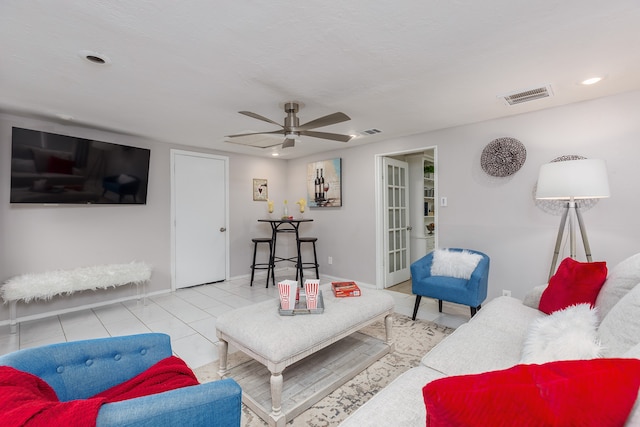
[499, 84, 553, 106]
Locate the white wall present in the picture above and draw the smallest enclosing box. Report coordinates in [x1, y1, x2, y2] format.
[288, 90, 640, 299]
[2, 89, 639, 323]
[0, 113, 287, 322]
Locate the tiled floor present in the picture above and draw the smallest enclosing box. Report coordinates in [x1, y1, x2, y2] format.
[0, 271, 470, 369]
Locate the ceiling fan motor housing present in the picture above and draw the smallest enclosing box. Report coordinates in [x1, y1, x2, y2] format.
[284, 102, 299, 114]
[284, 102, 300, 133]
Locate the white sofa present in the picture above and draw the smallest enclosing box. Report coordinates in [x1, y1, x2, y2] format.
[340, 254, 640, 426]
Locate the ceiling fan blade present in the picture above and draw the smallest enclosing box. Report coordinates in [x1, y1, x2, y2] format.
[297, 112, 351, 131]
[301, 130, 353, 142]
[225, 139, 280, 149]
[239, 111, 283, 127]
[282, 138, 296, 148]
[226, 130, 284, 138]
[261, 141, 285, 149]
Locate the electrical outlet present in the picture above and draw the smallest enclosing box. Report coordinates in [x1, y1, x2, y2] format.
[328, 256, 333, 265]
[502, 289, 512, 297]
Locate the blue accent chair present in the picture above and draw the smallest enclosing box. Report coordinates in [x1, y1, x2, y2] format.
[0, 333, 242, 427]
[410, 248, 490, 320]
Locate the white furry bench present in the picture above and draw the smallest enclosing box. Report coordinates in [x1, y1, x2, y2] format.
[1, 262, 151, 333]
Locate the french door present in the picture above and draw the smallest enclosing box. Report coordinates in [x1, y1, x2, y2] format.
[383, 157, 411, 287]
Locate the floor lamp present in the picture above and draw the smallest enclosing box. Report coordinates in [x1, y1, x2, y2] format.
[535, 158, 610, 281]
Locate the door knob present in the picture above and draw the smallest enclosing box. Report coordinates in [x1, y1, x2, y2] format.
[219, 227, 226, 232]
[407, 226, 412, 231]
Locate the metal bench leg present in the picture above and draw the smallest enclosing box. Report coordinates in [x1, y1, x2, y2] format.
[9, 300, 17, 334]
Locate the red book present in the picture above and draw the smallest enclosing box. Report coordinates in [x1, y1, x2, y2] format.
[331, 281, 361, 297]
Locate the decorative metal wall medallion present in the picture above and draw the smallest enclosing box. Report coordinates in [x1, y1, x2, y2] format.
[481, 137, 527, 177]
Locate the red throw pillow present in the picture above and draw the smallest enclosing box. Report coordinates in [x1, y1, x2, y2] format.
[538, 257, 607, 314]
[423, 359, 640, 427]
[47, 155, 75, 174]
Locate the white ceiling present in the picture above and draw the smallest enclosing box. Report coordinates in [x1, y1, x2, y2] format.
[2, 1, 640, 159]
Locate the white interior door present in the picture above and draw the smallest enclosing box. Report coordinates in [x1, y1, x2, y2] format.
[383, 157, 411, 287]
[171, 150, 228, 289]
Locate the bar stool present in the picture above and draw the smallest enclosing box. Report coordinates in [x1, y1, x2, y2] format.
[296, 237, 320, 281]
[250, 238, 275, 287]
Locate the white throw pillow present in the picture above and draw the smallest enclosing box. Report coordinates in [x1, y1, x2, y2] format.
[430, 249, 482, 280]
[521, 303, 602, 364]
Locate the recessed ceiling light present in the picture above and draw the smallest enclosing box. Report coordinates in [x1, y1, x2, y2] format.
[78, 50, 111, 65]
[271, 152, 279, 157]
[581, 77, 602, 85]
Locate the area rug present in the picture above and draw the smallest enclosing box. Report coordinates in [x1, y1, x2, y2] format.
[193, 314, 454, 426]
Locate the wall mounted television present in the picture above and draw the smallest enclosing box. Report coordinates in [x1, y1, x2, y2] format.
[10, 127, 151, 205]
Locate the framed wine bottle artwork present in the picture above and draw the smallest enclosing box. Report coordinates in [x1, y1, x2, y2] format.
[307, 158, 342, 208]
[253, 178, 268, 201]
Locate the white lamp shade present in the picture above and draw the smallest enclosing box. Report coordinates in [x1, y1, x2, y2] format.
[536, 158, 610, 200]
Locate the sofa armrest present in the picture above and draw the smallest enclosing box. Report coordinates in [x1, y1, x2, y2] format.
[96, 378, 242, 427]
[522, 284, 547, 309]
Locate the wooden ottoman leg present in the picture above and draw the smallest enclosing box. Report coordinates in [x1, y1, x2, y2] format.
[384, 314, 395, 351]
[217, 339, 229, 378]
[270, 370, 286, 427]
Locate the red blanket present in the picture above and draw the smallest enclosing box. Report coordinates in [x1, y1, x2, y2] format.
[0, 356, 199, 427]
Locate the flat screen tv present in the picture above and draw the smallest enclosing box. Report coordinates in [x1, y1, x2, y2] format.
[10, 127, 151, 204]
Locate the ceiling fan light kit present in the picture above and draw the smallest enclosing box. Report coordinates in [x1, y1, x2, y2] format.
[227, 102, 353, 149]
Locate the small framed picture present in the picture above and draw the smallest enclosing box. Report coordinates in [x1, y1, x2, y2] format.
[253, 178, 268, 201]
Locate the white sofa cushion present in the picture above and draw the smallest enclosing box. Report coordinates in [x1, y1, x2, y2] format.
[338, 365, 444, 427]
[520, 304, 601, 364]
[596, 253, 640, 320]
[598, 283, 640, 357]
[421, 296, 543, 376]
[625, 342, 640, 359]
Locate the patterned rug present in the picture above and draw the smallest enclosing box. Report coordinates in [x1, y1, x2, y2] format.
[193, 314, 454, 426]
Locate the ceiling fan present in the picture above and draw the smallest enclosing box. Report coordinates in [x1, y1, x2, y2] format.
[226, 102, 353, 149]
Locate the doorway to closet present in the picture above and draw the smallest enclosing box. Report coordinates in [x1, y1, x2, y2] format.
[171, 150, 229, 290]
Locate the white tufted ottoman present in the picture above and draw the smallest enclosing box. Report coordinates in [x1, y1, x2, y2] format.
[216, 287, 394, 427]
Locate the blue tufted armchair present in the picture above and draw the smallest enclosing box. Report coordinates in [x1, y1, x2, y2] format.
[410, 248, 490, 320]
[0, 333, 241, 427]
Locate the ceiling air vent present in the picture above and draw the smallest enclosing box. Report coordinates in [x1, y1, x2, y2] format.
[500, 84, 553, 106]
[358, 128, 382, 136]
